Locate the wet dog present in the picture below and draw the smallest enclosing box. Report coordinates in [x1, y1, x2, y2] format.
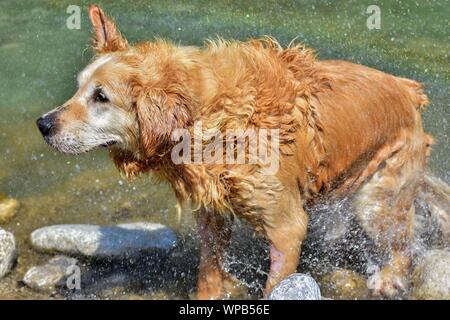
[37, 5, 435, 299]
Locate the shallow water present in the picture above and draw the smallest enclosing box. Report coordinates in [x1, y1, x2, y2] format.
[0, 0, 448, 299]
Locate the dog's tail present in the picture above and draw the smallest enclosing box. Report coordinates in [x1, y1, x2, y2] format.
[417, 173, 450, 241]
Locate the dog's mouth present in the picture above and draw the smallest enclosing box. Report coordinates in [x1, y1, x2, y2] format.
[100, 140, 118, 147]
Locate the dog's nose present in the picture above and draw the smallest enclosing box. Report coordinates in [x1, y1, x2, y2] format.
[36, 116, 54, 136]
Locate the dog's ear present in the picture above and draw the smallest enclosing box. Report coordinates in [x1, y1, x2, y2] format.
[135, 88, 193, 158]
[88, 5, 128, 53]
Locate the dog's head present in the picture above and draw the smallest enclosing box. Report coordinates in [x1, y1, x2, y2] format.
[37, 5, 193, 165]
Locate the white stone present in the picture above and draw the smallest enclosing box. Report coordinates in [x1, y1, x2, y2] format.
[0, 228, 17, 279]
[30, 222, 176, 259]
[268, 273, 322, 300]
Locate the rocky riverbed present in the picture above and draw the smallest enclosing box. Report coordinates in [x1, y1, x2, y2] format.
[0, 186, 449, 300]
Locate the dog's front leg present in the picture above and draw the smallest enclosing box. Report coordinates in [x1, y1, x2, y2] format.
[263, 200, 308, 297]
[196, 209, 239, 299]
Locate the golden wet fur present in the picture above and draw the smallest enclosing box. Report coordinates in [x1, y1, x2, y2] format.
[40, 5, 434, 299]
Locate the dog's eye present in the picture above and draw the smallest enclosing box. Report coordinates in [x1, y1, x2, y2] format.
[93, 89, 109, 103]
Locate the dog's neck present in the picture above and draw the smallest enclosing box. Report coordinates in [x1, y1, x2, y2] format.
[110, 148, 229, 212]
[110, 46, 223, 197]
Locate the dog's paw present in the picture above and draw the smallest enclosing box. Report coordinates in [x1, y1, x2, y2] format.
[196, 272, 247, 300]
[222, 274, 248, 299]
[367, 267, 407, 298]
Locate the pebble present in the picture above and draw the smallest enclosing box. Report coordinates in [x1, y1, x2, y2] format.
[22, 256, 78, 293]
[0, 228, 17, 279]
[0, 197, 19, 224]
[268, 273, 322, 300]
[411, 249, 450, 300]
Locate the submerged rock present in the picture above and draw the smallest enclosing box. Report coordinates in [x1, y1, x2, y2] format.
[23, 256, 79, 293]
[30, 223, 177, 259]
[320, 269, 369, 300]
[0, 197, 19, 224]
[411, 249, 450, 300]
[268, 273, 322, 300]
[0, 228, 17, 279]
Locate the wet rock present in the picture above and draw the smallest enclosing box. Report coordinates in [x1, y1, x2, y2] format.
[0, 228, 17, 279]
[0, 197, 19, 224]
[416, 175, 450, 245]
[411, 249, 450, 300]
[268, 274, 322, 300]
[320, 269, 369, 300]
[30, 222, 177, 259]
[23, 256, 78, 293]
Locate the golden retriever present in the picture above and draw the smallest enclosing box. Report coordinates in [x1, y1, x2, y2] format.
[37, 5, 434, 299]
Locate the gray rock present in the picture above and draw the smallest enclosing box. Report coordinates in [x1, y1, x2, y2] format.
[0, 228, 17, 279]
[23, 256, 78, 292]
[411, 249, 450, 300]
[268, 273, 322, 300]
[416, 175, 450, 245]
[30, 222, 177, 259]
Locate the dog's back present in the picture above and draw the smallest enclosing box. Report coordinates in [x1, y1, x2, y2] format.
[290, 59, 431, 197]
[195, 42, 431, 199]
